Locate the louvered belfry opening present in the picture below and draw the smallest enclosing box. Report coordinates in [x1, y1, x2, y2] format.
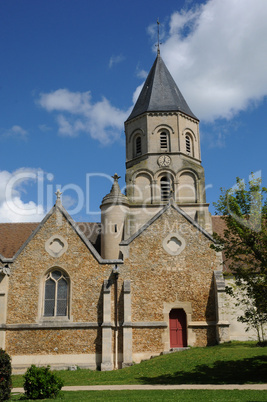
[185, 135, 191, 154]
[160, 132, 168, 149]
[136, 136, 142, 156]
[160, 176, 171, 201]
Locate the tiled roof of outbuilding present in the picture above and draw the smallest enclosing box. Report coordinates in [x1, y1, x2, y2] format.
[0, 223, 38, 258]
[211, 216, 232, 273]
[211, 215, 226, 238]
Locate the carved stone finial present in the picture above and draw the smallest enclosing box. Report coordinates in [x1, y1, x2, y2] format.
[112, 173, 121, 182]
[55, 189, 62, 203]
[101, 173, 129, 206]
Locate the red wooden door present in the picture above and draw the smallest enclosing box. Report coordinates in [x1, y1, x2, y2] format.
[169, 309, 187, 348]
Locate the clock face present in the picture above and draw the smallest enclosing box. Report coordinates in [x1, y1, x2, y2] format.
[158, 155, 171, 167]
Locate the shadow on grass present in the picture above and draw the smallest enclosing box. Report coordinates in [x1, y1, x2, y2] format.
[216, 341, 263, 348]
[138, 356, 267, 384]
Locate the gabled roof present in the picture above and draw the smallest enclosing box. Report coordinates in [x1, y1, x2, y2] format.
[120, 200, 214, 246]
[127, 53, 198, 121]
[0, 202, 121, 265]
[0, 221, 101, 259]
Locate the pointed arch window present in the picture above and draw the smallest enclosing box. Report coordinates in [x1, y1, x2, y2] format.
[185, 134, 192, 155]
[160, 132, 168, 150]
[135, 136, 142, 156]
[160, 176, 171, 201]
[44, 270, 69, 317]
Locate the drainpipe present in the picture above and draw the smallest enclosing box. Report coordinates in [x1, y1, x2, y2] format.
[112, 265, 120, 369]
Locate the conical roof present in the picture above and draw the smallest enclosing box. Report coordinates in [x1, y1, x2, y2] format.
[127, 53, 198, 121]
[101, 174, 129, 206]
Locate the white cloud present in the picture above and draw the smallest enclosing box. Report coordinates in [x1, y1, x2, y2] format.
[132, 83, 144, 104]
[0, 169, 45, 222]
[109, 54, 125, 68]
[38, 0, 267, 145]
[136, 69, 148, 79]
[39, 124, 52, 132]
[38, 89, 130, 144]
[159, 0, 267, 121]
[1, 125, 28, 139]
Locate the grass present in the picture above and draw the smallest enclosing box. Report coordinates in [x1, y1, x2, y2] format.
[12, 341, 267, 388]
[9, 390, 267, 401]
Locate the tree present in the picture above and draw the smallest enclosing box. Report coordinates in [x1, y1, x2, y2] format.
[212, 173, 267, 343]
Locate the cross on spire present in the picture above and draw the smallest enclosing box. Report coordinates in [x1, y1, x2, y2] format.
[156, 19, 161, 55]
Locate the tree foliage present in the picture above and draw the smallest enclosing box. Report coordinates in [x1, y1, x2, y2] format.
[212, 174, 267, 342]
[0, 349, 12, 402]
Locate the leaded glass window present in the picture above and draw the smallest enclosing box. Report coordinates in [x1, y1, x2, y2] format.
[44, 270, 69, 317]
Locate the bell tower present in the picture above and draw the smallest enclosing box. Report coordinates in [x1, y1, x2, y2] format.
[124, 51, 212, 235]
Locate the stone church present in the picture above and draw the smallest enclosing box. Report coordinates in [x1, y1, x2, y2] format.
[0, 51, 250, 373]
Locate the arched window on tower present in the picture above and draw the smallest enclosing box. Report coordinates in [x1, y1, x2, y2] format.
[160, 176, 171, 201]
[135, 136, 142, 157]
[44, 270, 69, 317]
[185, 134, 192, 156]
[160, 132, 169, 150]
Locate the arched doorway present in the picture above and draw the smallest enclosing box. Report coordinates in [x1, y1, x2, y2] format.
[169, 309, 187, 348]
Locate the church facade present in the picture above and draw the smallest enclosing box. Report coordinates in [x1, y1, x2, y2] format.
[0, 52, 249, 373]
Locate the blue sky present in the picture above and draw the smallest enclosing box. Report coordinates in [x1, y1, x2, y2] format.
[0, 0, 266, 222]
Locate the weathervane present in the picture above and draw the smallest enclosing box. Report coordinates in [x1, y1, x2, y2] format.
[156, 19, 162, 55]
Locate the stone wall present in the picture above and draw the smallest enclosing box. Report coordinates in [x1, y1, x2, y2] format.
[6, 328, 100, 355]
[4, 203, 224, 370]
[5, 209, 112, 359]
[122, 205, 220, 357]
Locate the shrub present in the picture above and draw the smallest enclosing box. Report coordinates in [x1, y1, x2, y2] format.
[0, 348, 12, 402]
[23, 365, 64, 399]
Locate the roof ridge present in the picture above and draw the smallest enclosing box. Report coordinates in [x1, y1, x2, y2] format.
[120, 202, 214, 246]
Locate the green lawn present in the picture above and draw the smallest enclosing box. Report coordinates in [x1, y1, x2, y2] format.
[12, 341, 267, 388]
[10, 390, 267, 401]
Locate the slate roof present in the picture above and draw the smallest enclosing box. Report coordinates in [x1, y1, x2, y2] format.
[127, 53, 198, 121]
[0, 221, 101, 259]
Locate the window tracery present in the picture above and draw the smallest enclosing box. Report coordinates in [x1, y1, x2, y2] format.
[44, 270, 69, 317]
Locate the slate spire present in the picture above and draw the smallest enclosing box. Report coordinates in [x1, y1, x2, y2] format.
[127, 53, 198, 121]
